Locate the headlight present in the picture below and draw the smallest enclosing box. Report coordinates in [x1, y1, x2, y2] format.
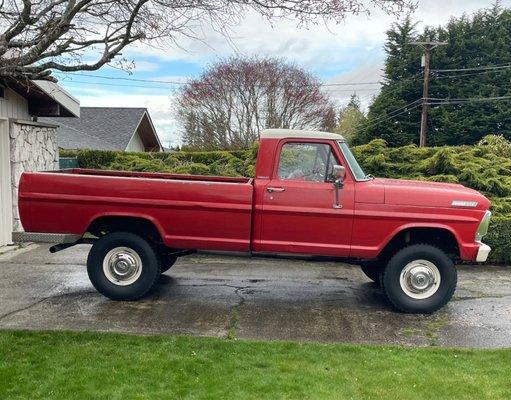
[475, 210, 492, 242]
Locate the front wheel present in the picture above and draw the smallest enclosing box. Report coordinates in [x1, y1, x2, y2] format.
[87, 232, 161, 300]
[382, 244, 457, 314]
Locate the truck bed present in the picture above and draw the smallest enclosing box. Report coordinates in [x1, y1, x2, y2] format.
[19, 169, 254, 252]
[64, 168, 252, 184]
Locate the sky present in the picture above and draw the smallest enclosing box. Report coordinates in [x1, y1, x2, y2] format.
[55, 0, 509, 147]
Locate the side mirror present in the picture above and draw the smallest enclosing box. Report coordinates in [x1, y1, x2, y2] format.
[332, 165, 345, 209]
[332, 165, 346, 183]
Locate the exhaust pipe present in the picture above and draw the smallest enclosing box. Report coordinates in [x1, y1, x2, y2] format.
[49, 238, 96, 253]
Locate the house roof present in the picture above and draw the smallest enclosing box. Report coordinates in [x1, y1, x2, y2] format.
[3, 78, 80, 117]
[33, 80, 80, 117]
[42, 107, 162, 151]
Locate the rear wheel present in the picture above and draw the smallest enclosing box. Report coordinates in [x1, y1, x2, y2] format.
[382, 244, 457, 314]
[87, 232, 161, 300]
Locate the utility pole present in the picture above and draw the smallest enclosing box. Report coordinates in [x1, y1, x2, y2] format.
[411, 39, 448, 147]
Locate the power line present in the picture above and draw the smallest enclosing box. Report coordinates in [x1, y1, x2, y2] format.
[323, 87, 381, 93]
[361, 95, 511, 133]
[431, 62, 511, 73]
[363, 94, 511, 130]
[368, 99, 422, 123]
[58, 78, 383, 94]
[321, 81, 382, 87]
[432, 68, 511, 80]
[359, 104, 422, 132]
[57, 73, 188, 85]
[57, 71, 383, 88]
[427, 95, 511, 105]
[58, 79, 176, 90]
[357, 100, 422, 132]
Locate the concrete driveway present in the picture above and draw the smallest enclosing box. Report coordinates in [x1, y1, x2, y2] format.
[1, 244, 510, 348]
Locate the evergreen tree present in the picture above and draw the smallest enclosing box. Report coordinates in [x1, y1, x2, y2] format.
[358, 3, 511, 146]
[335, 94, 367, 142]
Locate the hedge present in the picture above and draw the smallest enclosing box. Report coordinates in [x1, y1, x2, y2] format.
[485, 217, 511, 264]
[59, 135, 511, 263]
[60, 145, 258, 178]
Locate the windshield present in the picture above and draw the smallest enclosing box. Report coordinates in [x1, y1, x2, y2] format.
[337, 141, 369, 181]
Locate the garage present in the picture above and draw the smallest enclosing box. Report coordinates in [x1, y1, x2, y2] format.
[0, 80, 79, 247]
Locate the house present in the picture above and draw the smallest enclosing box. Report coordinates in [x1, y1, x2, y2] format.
[0, 79, 80, 246]
[42, 107, 163, 152]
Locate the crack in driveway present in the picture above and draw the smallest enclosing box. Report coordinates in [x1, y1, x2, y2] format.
[225, 286, 251, 340]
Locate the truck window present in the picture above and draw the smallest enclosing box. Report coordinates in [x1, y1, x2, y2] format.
[338, 141, 367, 181]
[277, 142, 339, 182]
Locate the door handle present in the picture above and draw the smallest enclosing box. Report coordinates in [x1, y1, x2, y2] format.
[267, 187, 285, 193]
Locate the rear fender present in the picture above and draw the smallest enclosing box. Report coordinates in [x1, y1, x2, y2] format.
[85, 212, 167, 243]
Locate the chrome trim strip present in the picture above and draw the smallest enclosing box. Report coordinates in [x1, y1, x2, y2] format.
[451, 200, 478, 208]
[12, 232, 81, 244]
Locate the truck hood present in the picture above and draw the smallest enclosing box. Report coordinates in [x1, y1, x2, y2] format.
[379, 178, 491, 210]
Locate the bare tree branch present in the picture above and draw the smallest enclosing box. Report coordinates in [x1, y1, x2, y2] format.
[176, 56, 337, 150]
[0, 0, 413, 81]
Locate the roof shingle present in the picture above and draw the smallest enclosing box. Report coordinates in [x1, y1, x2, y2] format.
[42, 107, 148, 150]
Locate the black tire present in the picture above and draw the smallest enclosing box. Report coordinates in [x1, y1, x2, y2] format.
[359, 262, 383, 284]
[87, 232, 161, 300]
[382, 244, 457, 314]
[160, 254, 178, 273]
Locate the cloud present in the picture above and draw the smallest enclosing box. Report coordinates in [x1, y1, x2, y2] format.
[126, 0, 499, 72]
[126, 10, 387, 72]
[324, 60, 384, 110]
[132, 60, 160, 72]
[61, 0, 507, 145]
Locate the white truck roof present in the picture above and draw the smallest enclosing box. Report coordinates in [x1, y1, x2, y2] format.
[260, 129, 345, 141]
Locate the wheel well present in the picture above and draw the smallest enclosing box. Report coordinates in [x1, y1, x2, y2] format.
[378, 227, 459, 263]
[86, 216, 163, 244]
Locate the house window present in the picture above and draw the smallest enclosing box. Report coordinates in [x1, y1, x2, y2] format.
[0, 86, 4, 99]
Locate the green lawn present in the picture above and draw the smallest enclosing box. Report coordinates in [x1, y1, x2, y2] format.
[1, 330, 510, 399]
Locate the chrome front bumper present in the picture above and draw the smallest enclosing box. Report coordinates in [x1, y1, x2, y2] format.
[12, 232, 81, 244]
[476, 242, 491, 262]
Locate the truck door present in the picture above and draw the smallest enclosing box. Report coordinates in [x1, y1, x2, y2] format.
[257, 139, 355, 257]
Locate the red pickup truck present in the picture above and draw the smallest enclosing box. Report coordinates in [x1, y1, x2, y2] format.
[14, 129, 492, 313]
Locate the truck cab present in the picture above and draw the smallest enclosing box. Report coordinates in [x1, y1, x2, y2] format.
[14, 129, 492, 314]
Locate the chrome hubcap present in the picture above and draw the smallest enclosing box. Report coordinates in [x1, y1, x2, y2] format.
[399, 260, 441, 300]
[103, 247, 142, 286]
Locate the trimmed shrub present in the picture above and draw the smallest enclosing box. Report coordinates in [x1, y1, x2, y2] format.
[478, 134, 511, 158]
[171, 163, 211, 175]
[486, 217, 511, 264]
[76, 150, 118, 169]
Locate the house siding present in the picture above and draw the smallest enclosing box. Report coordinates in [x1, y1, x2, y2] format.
[0, 87, 30, 120]
[125, 130, 145, 152]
